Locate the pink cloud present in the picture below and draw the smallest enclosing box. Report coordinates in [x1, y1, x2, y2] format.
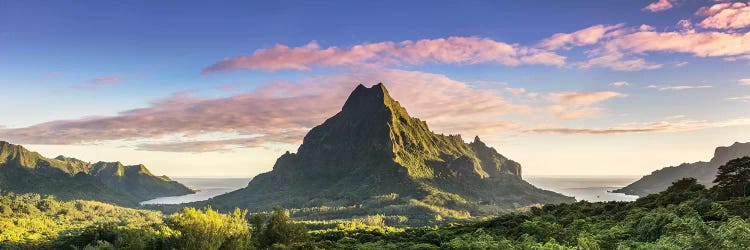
[581, 25, 750, 70]
[610, 81, 630, 87]
[697, 1, 750, 30]
[546, 91, 626, 106]
[202, 37, 566, 73]
[646, 85, 713, 91]
[611, 30, 750, 57]
[546, 105, 604, 120]
[578, 49, 663, 71]
[538, 24, 624, 50]
[0, 70, 526, 152]
[543, 91, 626, 120]
[642, 0, 674, 12]
[135, 131, 307, 153]
[530, 118, 750, 134]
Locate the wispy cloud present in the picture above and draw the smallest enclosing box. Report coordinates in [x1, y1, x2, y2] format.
[135, 131, 307, 153]
[202, 38, 565, 73]
[203, 18, 750, 74]
[538, 24, 624, 50]
[505, 87, 526, 95]
[739, 78, 750, 86]
[646, 85, 713, 91]
[74, 76, 123, 90]
[0, 70, 527, 152]
[529, 118, 750, 134]
[610, 81, 630, 87]
[642, 0, 674, 12]
[697, 2, 750, 30]
[578, 22, 750, 71]
[546, 91, 626, 106]
[728, 96, 750, 102]
[545, 91, 626, 120]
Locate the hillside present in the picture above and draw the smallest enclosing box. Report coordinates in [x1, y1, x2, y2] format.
[614, 142, 750, 196]
[0, 141, 193, 206]
[196, 83, 573, 225]
[7, 165, 750, 249]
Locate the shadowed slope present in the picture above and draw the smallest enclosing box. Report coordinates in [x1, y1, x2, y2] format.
[0, 141, 193, 206]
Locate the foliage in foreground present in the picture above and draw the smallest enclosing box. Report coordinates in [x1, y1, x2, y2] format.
[0, 193, 312, 249]
[3, 157, 750, 249]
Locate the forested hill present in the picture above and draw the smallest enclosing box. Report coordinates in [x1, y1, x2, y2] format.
[0, 141, 193, 206]
[194, 83, 573, 226]
[614, 142, 750, 197]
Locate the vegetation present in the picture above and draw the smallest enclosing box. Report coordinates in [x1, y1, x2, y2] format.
[0, 193, 312, 249]
[4, 155, 750, 249]
[0, 141, 194, 206]
[0, 192, 162, 248]
[615, 142, 750, 197]
[713, 156, 750, 199]
[312, 177, 750, 249]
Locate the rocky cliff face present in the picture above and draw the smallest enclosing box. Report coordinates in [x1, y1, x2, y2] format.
[201, 83, 572, 225]
[614, 142, 750, 197]
[0, 141, 193, 206]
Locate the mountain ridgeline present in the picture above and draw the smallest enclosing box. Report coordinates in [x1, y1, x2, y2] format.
[0, 141, 193, 206]
[199, 83, 572, 225]
[614, 142, 750, 196]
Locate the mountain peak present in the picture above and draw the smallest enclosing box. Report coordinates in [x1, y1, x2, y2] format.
[342, 83, 395, 112]
[204, 82, 571, 225]
[473, 136, 483, 144]
[711, 141, 750, 164]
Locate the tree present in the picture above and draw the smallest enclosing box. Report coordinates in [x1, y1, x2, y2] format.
[253, 206, 310, 249]
[713, 157, 750, 199]
[167, 207, 252, 250]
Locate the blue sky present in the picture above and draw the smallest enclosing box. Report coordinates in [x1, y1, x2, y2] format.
[1, 0, 750, 177]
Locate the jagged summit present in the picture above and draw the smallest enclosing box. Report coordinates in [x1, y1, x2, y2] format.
[341, 83, 405, 117]
[202, 83, 572, 225]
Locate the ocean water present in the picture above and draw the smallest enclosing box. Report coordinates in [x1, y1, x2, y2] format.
[140, 175, 642, 205]
[139, 178, 251, 205]
[525, 175, 641, 202]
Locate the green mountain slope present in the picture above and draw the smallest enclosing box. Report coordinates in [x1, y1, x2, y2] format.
[614, 142, 750, 196]
[0, 141, 193, 206]
[198, 83, 573, 225]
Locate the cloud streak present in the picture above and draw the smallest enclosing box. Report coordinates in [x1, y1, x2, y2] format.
[74, 76, 123, 90]
[547, 91, 626, 106]
[610, 81, 630, 87]
[0, 70, 527, 152]
[728, 96, 750, 102]
[538, 24, 624, 50]
[530, 118, 750, 134]
[203, 19, 750, 74]
[202, 38, 567, 73]
[646, 85, 713, 91]
[544, 91, 626, 120]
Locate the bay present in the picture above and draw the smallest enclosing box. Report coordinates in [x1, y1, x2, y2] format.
[139, 178, 251, 205]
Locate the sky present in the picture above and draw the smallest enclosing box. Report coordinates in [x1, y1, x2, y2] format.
[1, 0, 750, 177]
